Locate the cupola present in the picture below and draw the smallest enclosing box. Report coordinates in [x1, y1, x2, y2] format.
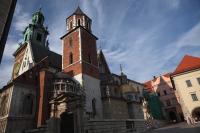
[66, 7, 92, 32]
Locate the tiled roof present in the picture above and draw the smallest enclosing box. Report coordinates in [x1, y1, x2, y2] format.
[172, 55, 200, 75]
[73, 6, 84, 15]
[143, 81, 153, 91]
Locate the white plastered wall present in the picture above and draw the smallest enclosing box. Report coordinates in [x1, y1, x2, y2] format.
[74, 73, 103, 119]
[173, 69, 200, 117]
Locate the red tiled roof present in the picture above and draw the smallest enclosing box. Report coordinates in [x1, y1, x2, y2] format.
[163, 72, 171, 78]
[172, 55, 200, 75]
[143, 81, 153, 91]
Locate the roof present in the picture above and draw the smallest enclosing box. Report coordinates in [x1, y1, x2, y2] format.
[66, 7, 91, 20]
[73, 6, 84, 15]
[143, 81, 153, 91]
[30, 42, 62, 69]
[172, 55, 200, 75]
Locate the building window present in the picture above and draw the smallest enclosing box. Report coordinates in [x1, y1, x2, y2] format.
[38, 17, 42, 24]
[135, 94, 138, 101]
[92, 98, 96, 117]
[166, 100, 171, 106]
[69, 37, 73, 47]
[186, 80, 192, 87]
[197, 77, 200, 85]
[87, 22, 90, 30]
[127, 95, 133, 101]
[22, 94, 33, 114]
[25, 34, 28, 41]
[69, 52, 73, 64]
[77, 19, 81, 26]
[69, 21, 73, 29]
[36, 33, 42, 42]
[88, 54, 91, 64]
[163, 90, 167, 95]
[191, 93, 198, 101]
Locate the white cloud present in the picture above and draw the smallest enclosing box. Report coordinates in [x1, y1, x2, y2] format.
[0, 36, 16, 88]
[13, 4, 32, 32]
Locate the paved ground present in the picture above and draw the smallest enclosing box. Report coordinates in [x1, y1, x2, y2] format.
[147, 122, 200, 133]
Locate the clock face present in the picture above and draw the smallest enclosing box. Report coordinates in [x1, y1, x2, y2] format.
[14, 63, 21, 75]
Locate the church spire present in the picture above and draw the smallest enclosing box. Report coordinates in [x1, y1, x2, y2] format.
[66, 6, 92, 32]
[22, 8, 49, 47]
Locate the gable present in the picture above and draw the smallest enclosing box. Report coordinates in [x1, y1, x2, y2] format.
[18, 43, 34, 76]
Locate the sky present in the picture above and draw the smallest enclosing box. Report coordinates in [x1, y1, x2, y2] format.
[1, 0, 200, 88]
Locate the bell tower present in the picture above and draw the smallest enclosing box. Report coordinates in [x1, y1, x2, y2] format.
[61, 7, 102, 118]
[23, 8, 49, 47]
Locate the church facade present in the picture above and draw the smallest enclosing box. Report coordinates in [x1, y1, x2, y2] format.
[0, 7, 145, 133]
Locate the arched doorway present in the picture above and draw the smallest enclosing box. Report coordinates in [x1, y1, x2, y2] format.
[169, 111, 177, 122]
[192, 107, 200, 121]
[60, 112, 74, 133]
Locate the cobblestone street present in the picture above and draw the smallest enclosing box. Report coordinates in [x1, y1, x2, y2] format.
[147, 122, 200, 133]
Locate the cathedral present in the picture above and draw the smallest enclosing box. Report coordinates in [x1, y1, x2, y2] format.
[0, 7, 145, 133]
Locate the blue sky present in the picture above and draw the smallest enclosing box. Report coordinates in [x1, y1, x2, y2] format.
[1, 0, 200, 87]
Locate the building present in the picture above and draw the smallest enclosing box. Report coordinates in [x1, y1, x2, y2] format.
[0, 7, 146, 133]
[144, 74, 183, 122]
[0, 0, 17, 63]
[98, 51, 145, 120]
[171, 55, 200, 122]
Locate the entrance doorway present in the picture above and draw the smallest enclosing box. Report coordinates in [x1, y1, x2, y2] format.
[169, 111, 177, 122]
[60, 112, 74, 133]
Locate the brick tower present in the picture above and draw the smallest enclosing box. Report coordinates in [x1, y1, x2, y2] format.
[61, 7, 102, 119]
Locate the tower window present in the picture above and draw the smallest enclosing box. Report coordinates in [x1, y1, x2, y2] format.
[69, 21, 73, 29]
[36, 33, 42, 42]
[87, 22, 90, 29]
[69, 37, 73, 47]
[38, 17, 42, 24]
[77, 19, 81, 26]
[88, 54, 91, 64]
[69, 53, 73, 64]
[25, 34, 28, 41]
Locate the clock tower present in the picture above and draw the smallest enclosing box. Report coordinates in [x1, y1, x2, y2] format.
[61, 7, 102, 118]
[12, 9, 49, 79]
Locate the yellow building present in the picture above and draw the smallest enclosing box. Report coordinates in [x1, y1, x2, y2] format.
[171, 55, 200, 121]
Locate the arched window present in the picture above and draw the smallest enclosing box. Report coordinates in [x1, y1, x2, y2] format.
[69, 21, 73, 29]
[0, 95, 8, 116]
[25, 34, 28, 41]
[69, 53, 73, 64]
[88, 54, 91, 64]
[92, 98, 96, 117]
[77, 19, 81, 26]
[87, 22, 90, 29]
[69, 37, 73, 47]
[22, 94, 33, 115]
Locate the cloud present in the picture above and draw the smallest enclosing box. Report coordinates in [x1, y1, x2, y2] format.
[0, 36, 16, 87]
[13, 4, 32, 32]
